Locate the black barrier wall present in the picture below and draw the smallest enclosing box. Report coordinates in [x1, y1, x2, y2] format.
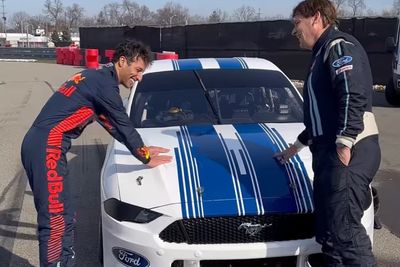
[80, 17, 398, 84]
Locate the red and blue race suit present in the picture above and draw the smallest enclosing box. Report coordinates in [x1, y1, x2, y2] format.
[21, 64, 148, 266]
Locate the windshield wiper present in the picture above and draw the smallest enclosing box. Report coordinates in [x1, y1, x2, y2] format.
[193, 70, 222, 124]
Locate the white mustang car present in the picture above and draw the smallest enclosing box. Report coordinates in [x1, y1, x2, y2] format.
[100, 57, 374, 267]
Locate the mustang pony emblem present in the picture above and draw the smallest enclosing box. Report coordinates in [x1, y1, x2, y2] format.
[238, 222, 272, 236]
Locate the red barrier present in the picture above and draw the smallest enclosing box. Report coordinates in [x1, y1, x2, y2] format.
[156, 52, 179, 60]
[65, 47, 74, 65]
[60, 48, 68, 64]
[56, 48, 63, 64]
[105, 49, 115, 63]
[85, 49, 99, 69]
[70, 48, 83, 66]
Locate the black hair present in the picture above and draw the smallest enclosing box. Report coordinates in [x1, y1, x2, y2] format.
[112, 40, 153, 66]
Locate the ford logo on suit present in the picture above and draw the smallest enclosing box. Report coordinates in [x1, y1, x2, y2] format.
[112, 247, 150, 267]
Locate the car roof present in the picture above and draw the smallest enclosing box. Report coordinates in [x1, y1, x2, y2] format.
[144, 57, 283, 75]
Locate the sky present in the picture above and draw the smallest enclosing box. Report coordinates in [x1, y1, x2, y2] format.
[2, 0, 396, 18]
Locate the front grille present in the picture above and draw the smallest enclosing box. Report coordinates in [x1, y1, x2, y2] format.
[171, 256, 297, 267]
[160, 213, 314, 244]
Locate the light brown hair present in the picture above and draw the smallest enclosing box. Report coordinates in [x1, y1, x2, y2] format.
[292, 0, 337, 27]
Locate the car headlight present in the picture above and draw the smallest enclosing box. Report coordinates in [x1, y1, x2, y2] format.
[104, 198, 162, 223]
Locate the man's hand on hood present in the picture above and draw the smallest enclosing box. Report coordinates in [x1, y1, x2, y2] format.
[146, 146, 172, 168]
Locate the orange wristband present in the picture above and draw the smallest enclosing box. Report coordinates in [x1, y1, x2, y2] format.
[137, 146, 150, 163]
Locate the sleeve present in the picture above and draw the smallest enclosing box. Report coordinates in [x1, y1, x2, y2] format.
[296, 129, 309, 149]
[96, 113, 124, 142]
[325, 39, 368, 148]
[95, 83, 150, 164]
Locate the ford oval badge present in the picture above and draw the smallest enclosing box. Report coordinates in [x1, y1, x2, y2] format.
[112, 247, 150, 267]
[332, 56, 353, 68]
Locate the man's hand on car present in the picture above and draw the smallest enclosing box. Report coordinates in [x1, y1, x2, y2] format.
[273, 144, 298, 164]
[147, 146, 170, 157]
[147, 146, 172, 168]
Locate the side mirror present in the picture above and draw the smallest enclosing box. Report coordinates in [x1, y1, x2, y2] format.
[386, 36, 396, 52]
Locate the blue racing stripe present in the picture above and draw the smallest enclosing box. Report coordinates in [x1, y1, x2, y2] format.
[176, 131, 195, 218]
[234, 124, 298, 214]
[180, 126, 201, 218]
[184, 125, 241, 217]
[271, 128, 314, 212]
[171, 59, 179, 70]
[235, 148, 260, 215]
[175, 124, 312, 218]
[174, 147, 188, 218]
[218, 135, 244, 216]
[176, 59, 203, 70]
[216, 58, 244, 69]
[260, 124, 302, 212]
[235, 57, 249, 69]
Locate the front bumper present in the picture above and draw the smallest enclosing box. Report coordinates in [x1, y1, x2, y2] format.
[102, 210, 321, 267]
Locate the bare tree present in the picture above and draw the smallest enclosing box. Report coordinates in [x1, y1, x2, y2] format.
[232, 5, 257, 22]
[208, 9, 228, 23]
[99, 2, 124, 26]
[121, 0, 140, 25]
[0, 20, 4, 33]
[10, 11, 31, 32]
[265, 14, 286, 20]
[346, 0, 366, 17]
[96, 11, 107, 26]
[43, 0, 64, 30]
[332, 0, 347, 11]
[29, 15, 50, 35]
[365, 9, 378, 16]
[331, 0, 347, 17]
[136, 6, 155, 25]
[65, 3, 85, 30]
[155, 2, 190, 26]
[381, 9, 397, 17]
[120, 0, 155, 25]
[188, 15, 206, 25]
[80, 16, 97, 27]
[392, 0, 400, 15]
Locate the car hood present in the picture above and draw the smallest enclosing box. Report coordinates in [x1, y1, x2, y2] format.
[104, 123, 314, 218]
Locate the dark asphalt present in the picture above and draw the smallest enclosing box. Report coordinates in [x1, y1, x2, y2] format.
[372, 91, 400, 239]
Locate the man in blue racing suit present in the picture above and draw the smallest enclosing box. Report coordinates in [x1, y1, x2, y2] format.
[275, 0, 380, 266]
[21, 40, 172, 266]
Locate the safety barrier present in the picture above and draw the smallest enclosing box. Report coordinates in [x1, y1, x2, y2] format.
[85, 49, 99, 69]
[71, 48, 84, 66]
[104, 49, 115, 63]
[55, 47, 98, 68]
[55, 47, 84, 66]
[54, 48, 179, 69]
[156, 51, 178, 60]
[63, 48, 73, 65]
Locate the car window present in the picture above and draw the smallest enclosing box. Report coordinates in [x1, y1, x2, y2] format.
[130, 71, 217, 127]
[130, 69, 303, 127]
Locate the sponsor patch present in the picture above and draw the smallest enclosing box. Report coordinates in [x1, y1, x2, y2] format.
[332, 56, 353, 68]
[335, 65, 353, 75]
[69, 73, 86, 85]
[112, 247, 150, 267]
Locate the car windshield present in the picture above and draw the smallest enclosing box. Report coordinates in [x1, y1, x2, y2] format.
[130, 69, 303, 128]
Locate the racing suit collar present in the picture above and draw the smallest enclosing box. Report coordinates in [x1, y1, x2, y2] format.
[103, 63, 119, 84]
[312, 25, 336, 55]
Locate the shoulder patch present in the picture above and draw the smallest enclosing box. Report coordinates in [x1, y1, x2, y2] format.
[332, 56, 353, 68]
[335, 65, 353, 75]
